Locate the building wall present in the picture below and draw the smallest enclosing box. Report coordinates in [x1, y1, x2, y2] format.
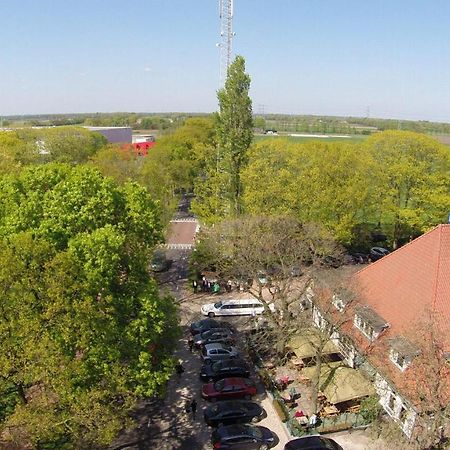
[309, 293, 418, 439]
[374, 373, 416, 437]
[85, 127, 132, 144]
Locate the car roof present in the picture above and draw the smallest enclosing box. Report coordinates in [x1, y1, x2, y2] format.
[285, 436, 342, 450]
[218, 377, 248, 385]
[213, 358, 247, 367]
[204, 343, 229, 350]
[203, 328, 231, 335]
[210, 400, 258, 409]
[217, 424, 251, 437]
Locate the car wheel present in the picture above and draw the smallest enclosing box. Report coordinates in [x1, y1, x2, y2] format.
[208, 312, 215, 318]
[259, 444, 269, 450]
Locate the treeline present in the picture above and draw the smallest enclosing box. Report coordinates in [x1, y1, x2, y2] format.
[3, 112, 208, 133]
[90, 119, 450, 250]
[239, 131, 450, 248]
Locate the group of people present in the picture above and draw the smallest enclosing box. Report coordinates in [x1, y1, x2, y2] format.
[294, 410, 319, 430]
[192, 276, 234, 294]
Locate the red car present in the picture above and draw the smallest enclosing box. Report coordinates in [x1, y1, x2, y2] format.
[202, 377, 257, 402]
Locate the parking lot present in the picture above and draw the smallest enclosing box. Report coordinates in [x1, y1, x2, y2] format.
[158, 283, 291, 450]
[110, 249, 390, 450]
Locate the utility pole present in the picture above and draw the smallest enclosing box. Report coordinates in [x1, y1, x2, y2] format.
[218, 0, 234, 86]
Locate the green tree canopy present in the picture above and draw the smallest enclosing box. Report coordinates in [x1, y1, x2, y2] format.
[0, 127, 107, 166]
[364, 130, 450, 247]
[0, 164, 177, 448]
[242, 139, 372, 244]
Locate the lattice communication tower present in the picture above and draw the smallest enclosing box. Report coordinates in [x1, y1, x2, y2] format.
[219, 0, 234, 86]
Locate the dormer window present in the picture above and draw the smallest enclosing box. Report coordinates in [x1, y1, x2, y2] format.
[332, 288, 354, 312]
[332, 294, 346, 312]
[390, 350, 409, 371]
[389, 337, 419, 372]
[354, 315, 375, 340]
[354, 306, 388, 342]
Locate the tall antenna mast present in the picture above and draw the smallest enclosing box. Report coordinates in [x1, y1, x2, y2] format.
[219, 0, 234, 86]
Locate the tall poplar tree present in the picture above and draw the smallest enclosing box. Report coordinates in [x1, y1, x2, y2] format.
[193, 56, 253, 221]
[217, 55, 253, 215]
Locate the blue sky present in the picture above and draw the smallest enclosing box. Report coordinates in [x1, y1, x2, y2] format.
[1, 0, 450, 121]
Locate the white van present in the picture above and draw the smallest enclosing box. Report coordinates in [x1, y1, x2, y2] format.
[201, 299, 275, 317]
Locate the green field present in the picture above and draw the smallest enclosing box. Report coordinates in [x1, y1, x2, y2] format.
[254, 133, 368, 144]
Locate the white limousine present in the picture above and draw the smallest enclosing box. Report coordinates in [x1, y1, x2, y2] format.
[201, 299, 275, 317]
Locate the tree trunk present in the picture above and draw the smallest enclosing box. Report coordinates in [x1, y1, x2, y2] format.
[311, 351, 322, 414]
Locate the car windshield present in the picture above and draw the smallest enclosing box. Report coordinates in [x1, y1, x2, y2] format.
[247, 426, 262, 439]
[214, 379, 225, 390]
[214, 301, 223, 308]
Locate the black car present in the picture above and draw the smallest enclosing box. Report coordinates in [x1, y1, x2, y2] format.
[369, 246, 390, 262]
[284, 436, 343, 450]
[212, 424, 276, 450]
[193, 328, 235, 348]
[200, 358, 250, 381]
[190, 318, 233, 336]
[204, 400, 265, 427]
[150, 250, 172, 272]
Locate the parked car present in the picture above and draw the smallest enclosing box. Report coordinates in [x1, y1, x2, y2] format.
[348, 252, 369, 264]
[202, 343, 239, 363]
[204, 400, 265, 427]
[202, 377, 257, 402]
[369, 246, 390, 262]
[211, 424, 276, 449]
[284, 436, 343, 450]
[190, 318, 234, 335]
[193, 329, 235, 348]
[150, 250, 172, 272]
[201, 299, 275, 318]
[200, 358, 250, 381]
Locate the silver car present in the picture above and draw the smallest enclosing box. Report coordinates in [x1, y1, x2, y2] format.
[201, 343, 239, 363]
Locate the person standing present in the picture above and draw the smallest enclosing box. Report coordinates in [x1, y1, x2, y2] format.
[175, 362, 184, 378]
[192, 279, 198, 294]
[188, 337, 194, 352]
[190, 398, 197, 420]
[184, 400, 191, 416]
[202, 276, 207, 292]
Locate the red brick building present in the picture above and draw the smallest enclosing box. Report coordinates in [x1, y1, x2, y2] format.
[310, 225, 450, 440]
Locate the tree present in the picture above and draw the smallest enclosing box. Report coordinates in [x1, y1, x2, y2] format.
[15, 126, 107, 164]
[242, 140, 373, 244]
[89, 144, 142, 186]
[192, 56, 253, 220]
[138, 117, 215, 223]
[191, 215, 342, 355]
[364, 131, 450, 248]
[0, 164, 178, 448]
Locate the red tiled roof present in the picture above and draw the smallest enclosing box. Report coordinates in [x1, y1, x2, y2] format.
[354, 224, 450, 350]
